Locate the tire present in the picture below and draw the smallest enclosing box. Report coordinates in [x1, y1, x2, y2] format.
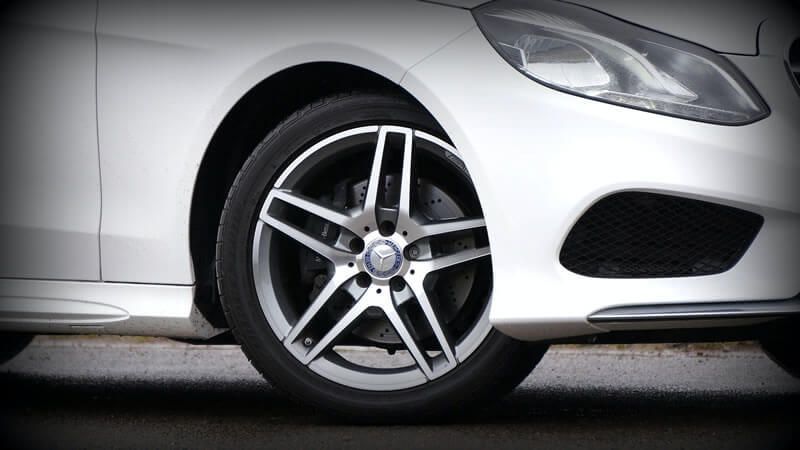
[0, 333, 33, 364]
[761, 328, 800, 378]
[216, 91, 546, 421]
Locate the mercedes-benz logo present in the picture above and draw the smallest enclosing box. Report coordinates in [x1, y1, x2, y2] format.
[364, 239, 403, 278]
[372, 245, 396, 272]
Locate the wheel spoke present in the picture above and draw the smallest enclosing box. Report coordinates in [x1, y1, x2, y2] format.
[261, 214, 351, 263]
[421, 246, 491, 274]
[362, 128, 388, 216]
[269, 189, 354, 230]
[408, 217, 486, 243]
[383, 303, 434, 379]
[300, 299, 369, 365]
[283, 273, 350, 345]
[397, 129, 414, 220]
[407, 280, 457, 366]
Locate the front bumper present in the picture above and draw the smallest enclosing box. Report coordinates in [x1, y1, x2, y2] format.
[401, 19, 800, 341]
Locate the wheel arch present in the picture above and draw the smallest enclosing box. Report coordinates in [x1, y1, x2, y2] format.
[189, 62, 444, 327]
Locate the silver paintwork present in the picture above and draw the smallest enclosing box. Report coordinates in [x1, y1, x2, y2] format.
[430, 0, 787, 55]
[253, 126, 492, 390]
[0, 279, 225, 338]
[403, 21, 800, 341]
[0, 0, 101, 281]
[0, 1, 795, 345]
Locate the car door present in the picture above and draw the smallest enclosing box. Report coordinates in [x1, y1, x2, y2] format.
[0, 0, 102, 281]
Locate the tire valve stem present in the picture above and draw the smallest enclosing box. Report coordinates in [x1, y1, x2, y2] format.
[407, 245, 420, 259]
[303, 337, 314, 347]
[387, 348, 396, 355]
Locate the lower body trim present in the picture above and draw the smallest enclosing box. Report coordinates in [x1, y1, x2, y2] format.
[0, 278, 226, 339]
[589, 297, 800, 323]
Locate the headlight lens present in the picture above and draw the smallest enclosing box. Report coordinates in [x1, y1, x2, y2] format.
[473, 0, 769, 124]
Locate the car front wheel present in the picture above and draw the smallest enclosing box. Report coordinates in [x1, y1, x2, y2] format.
[761, 326, 800, 378]
[0, 333, 33, 365]
[216, 92, 547, 421]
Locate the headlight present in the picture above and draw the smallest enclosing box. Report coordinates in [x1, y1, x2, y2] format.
[473, 0, 769, 125]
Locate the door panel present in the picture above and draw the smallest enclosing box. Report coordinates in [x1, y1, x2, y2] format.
[0, 1, 101, 280]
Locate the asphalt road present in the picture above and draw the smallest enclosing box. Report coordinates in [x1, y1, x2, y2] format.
[2, 337, 799, 449]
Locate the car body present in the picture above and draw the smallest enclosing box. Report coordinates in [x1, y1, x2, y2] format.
[1, 0, 799, 419]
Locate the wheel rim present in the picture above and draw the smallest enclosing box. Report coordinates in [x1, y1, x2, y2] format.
[252, 125, 492, 391]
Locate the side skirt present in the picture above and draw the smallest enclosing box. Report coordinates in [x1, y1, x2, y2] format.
[0, 278, 226, 339]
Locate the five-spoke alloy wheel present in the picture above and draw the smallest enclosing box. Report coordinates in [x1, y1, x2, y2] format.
[217, 92, 546, 421]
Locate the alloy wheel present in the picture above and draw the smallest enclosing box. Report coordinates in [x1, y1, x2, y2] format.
[251, 125, 493, 390]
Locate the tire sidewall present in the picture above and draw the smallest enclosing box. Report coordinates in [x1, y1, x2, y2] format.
[0, 333, 34, 364]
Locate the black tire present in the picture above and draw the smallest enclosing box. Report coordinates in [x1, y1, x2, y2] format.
[216, 91, 547, 422]
[0, 333, 33, 364]
[761, 329, 800, 378]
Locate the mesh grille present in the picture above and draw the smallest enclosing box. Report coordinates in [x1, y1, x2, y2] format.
[560, 192, 764, 278]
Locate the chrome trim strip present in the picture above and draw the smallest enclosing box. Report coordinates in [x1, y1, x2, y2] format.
[588, 298, 800, 323]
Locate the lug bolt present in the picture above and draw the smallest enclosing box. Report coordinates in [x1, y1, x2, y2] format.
[303, 337, 314, 347]
[356, 272, 371, 288]
[379, 220, 395, 236]
[349, 238, 364, 253]
[407, 245, 420, 259]
[390, 277, 405, 292]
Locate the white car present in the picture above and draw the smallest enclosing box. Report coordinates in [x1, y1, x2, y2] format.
[1, 0, 798, 420]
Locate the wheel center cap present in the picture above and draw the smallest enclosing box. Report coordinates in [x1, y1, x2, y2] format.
[364, 239, 403, 279]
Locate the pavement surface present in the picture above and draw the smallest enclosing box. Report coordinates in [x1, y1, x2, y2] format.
[1, 337, 799, 449]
